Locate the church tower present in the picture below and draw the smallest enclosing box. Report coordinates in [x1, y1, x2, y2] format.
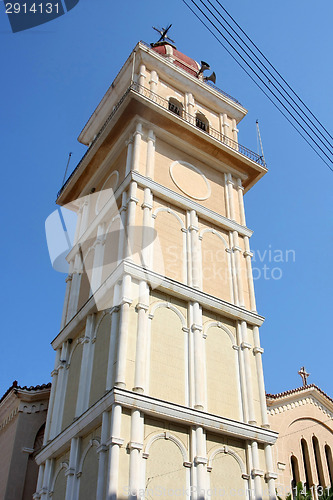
[35, 39, 278, 500]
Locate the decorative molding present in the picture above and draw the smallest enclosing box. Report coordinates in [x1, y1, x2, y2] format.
[22, 447, 34, 454]
[243, 250, 253, 258]
[252, 468, 264, 477]
[106, 436, 124, 447]
[268, 396, 333, 419]
[208, 446, 246, 475]
[265, 472, 278, 480]
[127, 441, 143, 451]
[241, 342, 252, 350]
[253, 347, 264, 355]
[169, 160, 211, 201]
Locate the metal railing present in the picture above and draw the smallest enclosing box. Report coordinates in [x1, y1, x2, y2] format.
[58, 82, 265, 198]
[131, 82, 266, 166]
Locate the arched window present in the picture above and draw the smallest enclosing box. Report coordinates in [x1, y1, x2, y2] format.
[168, 97, 183, 117]
[312, 436, 325, 487]
[291, 455, 300, 492]
[325, 445, 333, 486]
[195, 112, 209, 132]
[301, 438, 313, 489]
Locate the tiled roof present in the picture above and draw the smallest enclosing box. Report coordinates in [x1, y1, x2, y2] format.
[266, 384, 333, 406]
[0, 381, 51, 404]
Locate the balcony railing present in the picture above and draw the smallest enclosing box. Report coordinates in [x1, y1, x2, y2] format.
[58, 82, 266, 197]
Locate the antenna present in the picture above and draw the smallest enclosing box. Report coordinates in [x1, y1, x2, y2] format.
[62, 152, 72, 186]
[256, 120, 266, 165]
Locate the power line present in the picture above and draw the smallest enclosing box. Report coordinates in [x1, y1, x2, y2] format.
[202, 0, 333, 155]
[188, 0, 333, 166]
[212, 0, 333, 145]
[181, 0, 333, 172]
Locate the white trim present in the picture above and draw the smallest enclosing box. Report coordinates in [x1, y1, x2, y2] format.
[149, 301, 186, 328]
[144, 431, 189, 465]
[152, 206, 186, 229]
[36, 389, 278, 465]
[77, 438, 101, 476]
[203, 321, 235, 345]
[208, 446, 246, 474]
[199, 227, 228, 248]
[95, 170, 120, 215]
[49, 461, 69, 495]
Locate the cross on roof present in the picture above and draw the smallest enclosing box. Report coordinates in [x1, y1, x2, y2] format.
[298, 366, 310, 387]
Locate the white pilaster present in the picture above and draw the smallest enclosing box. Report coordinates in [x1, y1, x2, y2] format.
[192, 302, 205, 410]
[226, 174, 235, 221]
[106, 404, 124, 500]
[236, 322, 249, 423]
[146, 130, 155, 179]
[76, 314, 95, 415]
[129, 409, 144, 499]
[138, 64, 146, 88]
[264, 444, 277, 499]
[251, 441, 264, 500]
[233, 231, 245, 308]
[232, 118, 239, 143]
[90, 223, 105, 296]
[65, 438, 79, 500]
[43, 349, 60, 444]
[115, 275, 132, 388]
[133, 281, 149, 393]
[40, 459, 54, 500]
[253, 326, 270, 428]
[236, 178, 246, 226]
[244, 236, 257, 312]
[50, 341, 70, 437]
[96, 412, 110, 500]
[241, 321, 256, 425]
[125, 182, 138, 262]
[125, 137, 134, 177]
[195, 426, 207, 499]
[190, 210, 200, 289]
[61, 272, 73, 329]
[33, 463, 44, 499]
[106, 304, 120, 391]
[149, 70, 158, 93]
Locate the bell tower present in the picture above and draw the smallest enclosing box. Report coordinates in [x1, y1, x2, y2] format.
[36, 39, 278, 500]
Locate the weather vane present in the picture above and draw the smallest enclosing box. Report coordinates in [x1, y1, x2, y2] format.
[298, 366, 310, 387]
[152, 24, 175, 46]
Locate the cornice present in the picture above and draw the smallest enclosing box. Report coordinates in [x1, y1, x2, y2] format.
[36, 388, 277, 465]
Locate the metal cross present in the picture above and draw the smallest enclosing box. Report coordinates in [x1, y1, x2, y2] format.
[298, 366, 310, 386]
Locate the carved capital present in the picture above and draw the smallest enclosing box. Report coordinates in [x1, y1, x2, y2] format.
[253, 346, 264, 355]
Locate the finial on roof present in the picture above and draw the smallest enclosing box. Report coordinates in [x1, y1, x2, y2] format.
[298, 366, 310, 386]
[151, 24, 175, 47]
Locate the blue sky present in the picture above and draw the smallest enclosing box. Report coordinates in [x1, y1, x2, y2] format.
[0, 0, 332, 398]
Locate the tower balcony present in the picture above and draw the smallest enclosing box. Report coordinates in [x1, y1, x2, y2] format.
[58, 81, 267, 202]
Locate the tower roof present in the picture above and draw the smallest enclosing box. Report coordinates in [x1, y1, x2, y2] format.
[151, 43, 200, 77]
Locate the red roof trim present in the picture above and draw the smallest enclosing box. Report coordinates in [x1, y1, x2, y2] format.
[266, 384, 333, 406]
[0, 381, 51, 404]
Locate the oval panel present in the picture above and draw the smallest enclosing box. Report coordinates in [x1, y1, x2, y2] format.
[169, 161, 211, 200]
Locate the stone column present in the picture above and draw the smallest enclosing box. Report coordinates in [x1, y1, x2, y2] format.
[232, 118, 239, 144]
[251, 441, 264, 500]
[141, 188, 153, 269]
[253, 326, 270, 428]
[146, 130, 155, 179]
[186, 92, 195, 125]
[233, 231, 245, 308]
[138, 64, 146, 88]
[241, 321, 256, 425]
[129, 409, 144, 499]
[236, 178, 246, 226]
[61, 272, 72, 329]
[67, 252, 82, 320]
[106, 404, 124, 500]
[106, 305, 120, 391]
[43, 349, 60, 444]
[132, 123, 143, 173]
[125, 182, 138, 262]
[115, 275, 132, 388]
[90, 223, 105, 296]
[76, 314, 95, 415]
[50, 341, 70, 437]
[125, 137, 134, 177]
[195, 426, 207, 500]
[192, 303, 205, 410]
[226, 174, 235, 221]
[149, 70, 158, 93]
[65, 438, 79, 500]
[236, 322, 249, 423]
[189, 210, 200, 289]
[134, 282, 149, 393]
[33, 463, 44, 499]
[40, 459, 54, 500]
[264, 444, 278, 499]
[220, 113, 230, 140]
[244, 237, 257, 312]
[96, 412, 110, 500]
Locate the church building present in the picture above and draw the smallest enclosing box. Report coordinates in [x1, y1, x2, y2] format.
[35, 36, 279, 499]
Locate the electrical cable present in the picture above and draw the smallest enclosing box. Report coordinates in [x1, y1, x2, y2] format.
[181, 0, 333, 171]
[189, 0, 333, 166]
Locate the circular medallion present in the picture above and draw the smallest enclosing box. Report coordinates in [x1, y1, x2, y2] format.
[169, 161, 211, 201]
